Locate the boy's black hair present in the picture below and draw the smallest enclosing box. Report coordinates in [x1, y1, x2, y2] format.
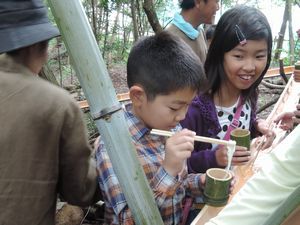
[127, 31, 206, 100]
[204, 5, 273, 107]
[179, 0, 208, 10]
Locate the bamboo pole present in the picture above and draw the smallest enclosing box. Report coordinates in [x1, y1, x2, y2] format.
[48, 1, 164, 224]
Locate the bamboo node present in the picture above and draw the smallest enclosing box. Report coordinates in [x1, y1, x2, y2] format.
[92, 103, 122, 121]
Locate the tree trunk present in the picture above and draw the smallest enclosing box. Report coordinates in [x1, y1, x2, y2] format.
[122, 4, 127, 56]
[48, 1, 164, 224]
[98, 5, 103, 42]
[287, 0, 294, 64]
[273, 0, 289, 62]
[102, 7, 109, 58]
[143, 0, 162, 34]
[130, 0, 139, 41]
[91, 0, 98, 38]
[107, 2, 121, 64]
[135, 0, 143, 36]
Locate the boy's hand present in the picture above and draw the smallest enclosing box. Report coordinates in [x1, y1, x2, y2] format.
[163, 129, 195, 177]
[215, 145, 250, 167]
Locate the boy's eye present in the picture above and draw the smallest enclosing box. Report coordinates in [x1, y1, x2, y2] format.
[169, 107, 179, 111]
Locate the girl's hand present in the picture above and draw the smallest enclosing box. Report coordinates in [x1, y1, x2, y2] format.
[163, 129, 195, 177]
[215, 145, 250, 167]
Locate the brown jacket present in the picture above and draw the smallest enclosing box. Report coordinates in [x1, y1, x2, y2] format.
[0, 55, 100, 225]
[166, 24, 207, 64]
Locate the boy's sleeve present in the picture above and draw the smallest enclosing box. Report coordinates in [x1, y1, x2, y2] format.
[184, 173, 204, 198]
[95, 141, 135, 224]
[149, 166, 183, 200]
[97, 141, 187, 223]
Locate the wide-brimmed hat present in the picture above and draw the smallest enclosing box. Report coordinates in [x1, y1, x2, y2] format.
[0, 0, 60, 54]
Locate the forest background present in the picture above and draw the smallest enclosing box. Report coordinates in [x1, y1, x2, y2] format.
[44, 0, 300, 141]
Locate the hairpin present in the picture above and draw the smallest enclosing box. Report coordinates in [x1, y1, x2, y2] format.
[235, 25, 247, 46]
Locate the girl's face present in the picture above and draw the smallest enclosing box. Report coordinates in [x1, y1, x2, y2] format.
[223, 39, 268, 93]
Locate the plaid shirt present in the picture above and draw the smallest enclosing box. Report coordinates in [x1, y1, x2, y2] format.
[96, 103, 203, 225]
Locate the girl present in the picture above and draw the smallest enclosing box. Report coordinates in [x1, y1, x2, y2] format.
[181, 5, 276, 173]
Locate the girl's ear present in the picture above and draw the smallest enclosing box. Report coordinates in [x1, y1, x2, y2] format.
[129, 85, 146, 107]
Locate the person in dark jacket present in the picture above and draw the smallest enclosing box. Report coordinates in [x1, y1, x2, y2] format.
[0, 1, 100, 224]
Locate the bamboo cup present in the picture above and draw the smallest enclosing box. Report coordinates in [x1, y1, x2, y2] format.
[230, 128, 250, 150]
[203, 168, 233, 207]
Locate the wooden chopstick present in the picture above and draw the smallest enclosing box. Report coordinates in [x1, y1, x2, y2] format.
[150, 129, 233, 146]
[249, 121, 278, 169]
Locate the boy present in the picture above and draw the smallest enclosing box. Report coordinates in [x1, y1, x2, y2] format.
[96, 31, 207, 224]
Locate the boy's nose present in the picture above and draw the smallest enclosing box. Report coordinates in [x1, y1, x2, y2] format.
[175, 109, 187, 122]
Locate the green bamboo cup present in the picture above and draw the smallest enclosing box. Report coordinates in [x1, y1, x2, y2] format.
[203, 168, 233, 207]
[230, 128, 251, 150]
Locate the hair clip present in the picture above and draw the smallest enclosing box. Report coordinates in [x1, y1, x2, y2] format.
[235, 25, 247, 46]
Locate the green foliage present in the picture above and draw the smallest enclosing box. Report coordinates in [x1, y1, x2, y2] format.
[155, 0, 177, 26]
[84, 112, 99, 139]
[271, 35, 300, 67]
[294, 38, 300, 63]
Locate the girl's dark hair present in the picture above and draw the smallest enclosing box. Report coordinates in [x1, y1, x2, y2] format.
[127, 31, 206, 101]
[204, 5, 273, 107]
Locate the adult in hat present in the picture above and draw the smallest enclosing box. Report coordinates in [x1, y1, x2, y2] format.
[165, 0, 219, 63]
[0, 1, 100, 224]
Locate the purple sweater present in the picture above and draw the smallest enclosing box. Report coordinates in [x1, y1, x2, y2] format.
[181, 94, 259, 173]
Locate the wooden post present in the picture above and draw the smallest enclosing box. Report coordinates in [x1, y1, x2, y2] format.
[48, 0, 164, 224]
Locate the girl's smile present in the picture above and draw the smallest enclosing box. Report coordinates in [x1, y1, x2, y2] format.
[223, 39, 268, 93]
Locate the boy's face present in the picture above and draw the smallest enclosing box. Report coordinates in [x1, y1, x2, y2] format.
[132, 87, 196, 131]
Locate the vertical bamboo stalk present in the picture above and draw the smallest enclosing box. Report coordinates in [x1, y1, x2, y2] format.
[48, 0, 163, 224]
